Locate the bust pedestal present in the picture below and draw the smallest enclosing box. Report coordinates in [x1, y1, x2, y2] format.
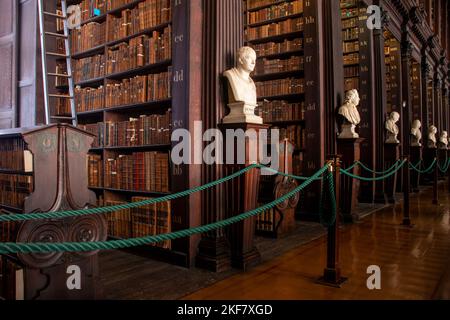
[421, 147, 437, 186]
[438, 147, 448, 180]
[222, 102, 263, 125]
[410, 145, 422, 192]
[219, 123, 269, 270]
[384, 143, 400, 203]
[337, 138, 364, 222]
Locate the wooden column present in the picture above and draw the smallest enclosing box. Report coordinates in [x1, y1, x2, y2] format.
[373, 7, 388, 204]
[196, 0, 243, 272]
[400, 30, 412, 225]
[221, 123, 269, 271]
[337, 138, 364, 222]
[357, 1, 376, 204]
[322, 0, 344, 157]
[421, 59, 431, 144]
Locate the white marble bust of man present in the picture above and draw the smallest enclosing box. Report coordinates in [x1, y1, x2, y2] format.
[385, 111, 400, 144]
[439, 131, 448, 149]
[428, 125, 438, 148]
[222, 46, 262, 124]
[338, 89, 361, 139]
[411, 119, 422, 147]
[223, 46, 257, 106]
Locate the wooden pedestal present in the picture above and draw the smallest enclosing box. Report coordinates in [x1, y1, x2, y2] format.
[421, 148, 437, 186]
[410, 146, 422, 192]
[337, 138, 364, 222]
[220, 123, 269, 270]
[438, 149, 448, 180]
[384, 143, 400, 203]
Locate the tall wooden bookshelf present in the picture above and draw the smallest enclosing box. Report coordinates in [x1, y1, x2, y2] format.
[411, 61, 421, 122]
[243, 0, 323, 221]
[62, 0, 193, 266]
[340, 0, 375, 202]
[384, 32, 402, 116]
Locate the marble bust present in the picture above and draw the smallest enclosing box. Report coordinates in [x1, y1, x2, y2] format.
[428, 125, 438, 148]
[222, 46, 263, 124]
[411, 119, 422, 147]
[439, 131, 448, 149]
[385, 111, 400, 144]
[338, 89, 361, 139]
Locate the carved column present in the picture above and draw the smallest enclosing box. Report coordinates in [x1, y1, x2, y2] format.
[421, 59, 430, 139]
[400, 28, 412, 224]
[434, 76, 442, 131]
[196, 0, 243, 272]
[373, 8, 389, 203]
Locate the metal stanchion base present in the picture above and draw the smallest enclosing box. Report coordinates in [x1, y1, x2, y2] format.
[401, 218, 414, 228]
[316, 268, 348, 288]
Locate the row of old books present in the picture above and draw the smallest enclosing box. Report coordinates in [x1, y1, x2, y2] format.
[341, 17, 358, 29]
[0, 174, 33, 209]
[343, 40, 359, 53]
[256, 100, 305, 123]
[55, 97, 72, 116]
[104, 113, 171, 147]
[88, 154, 103, 187]
[105, 71, 172, 107]
[56, 62, 69, 87]
[106, 0, 171, 42]
[106, 27, 172, 75]
[340, 7, 358, 19]
[106, 0, 133, 11]
[74, 71, 171, 112]
[343, 53, 359, 65]
[256, 78, 304, 97]
[73, 54, 106, 83]
[344, 65, 359, 78]
[255, 207, 275, 232]
[276, 125, 305, 150]
[342, 27, 358, 41]
[75, 86, 105, 113]
[247, 0, 303, 25]
[247, 17, 304, 41]
[71, 22, 106, 54]
[78, 0, 107, 22]
[104, 152, 170, 193]
[246, 0, 295, 10]
[0, 214, 17, 242]
[340, 0, 358, 8]
[252, 38, 303, 57]
[0, 139, 32, 172]
[79, 111, 171, 148]
[80, 123, 103, 147]
[106, 198, 171, 249]
[254, 56, 304, 75]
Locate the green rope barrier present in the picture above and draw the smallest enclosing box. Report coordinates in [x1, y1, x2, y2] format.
[0, 163, 322, 223]
[346, 160, 402, 175]
[409, 159, 437, 174]
[340, 160, 407, 182]
[437, 158, 450, 173]
[0, 165, 331, 254]
[0, 164, 259, 223]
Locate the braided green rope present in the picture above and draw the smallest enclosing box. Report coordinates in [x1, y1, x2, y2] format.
[318, 169, 337, 228]
[340, 160, 407, 181]
[0, 164, 258, 223]
[409, 159, 437, 174]
[346, 160, 402, 175]
[437, 158, 450, 173]
[0, 164, 321, 223]
[409, 160, 422, 170]
[0, 165, 330, 254]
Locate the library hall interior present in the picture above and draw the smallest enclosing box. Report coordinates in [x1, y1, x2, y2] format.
[1, 0, 450, 302]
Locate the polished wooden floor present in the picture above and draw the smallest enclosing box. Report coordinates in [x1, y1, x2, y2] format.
[184, 184, 450, 300]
